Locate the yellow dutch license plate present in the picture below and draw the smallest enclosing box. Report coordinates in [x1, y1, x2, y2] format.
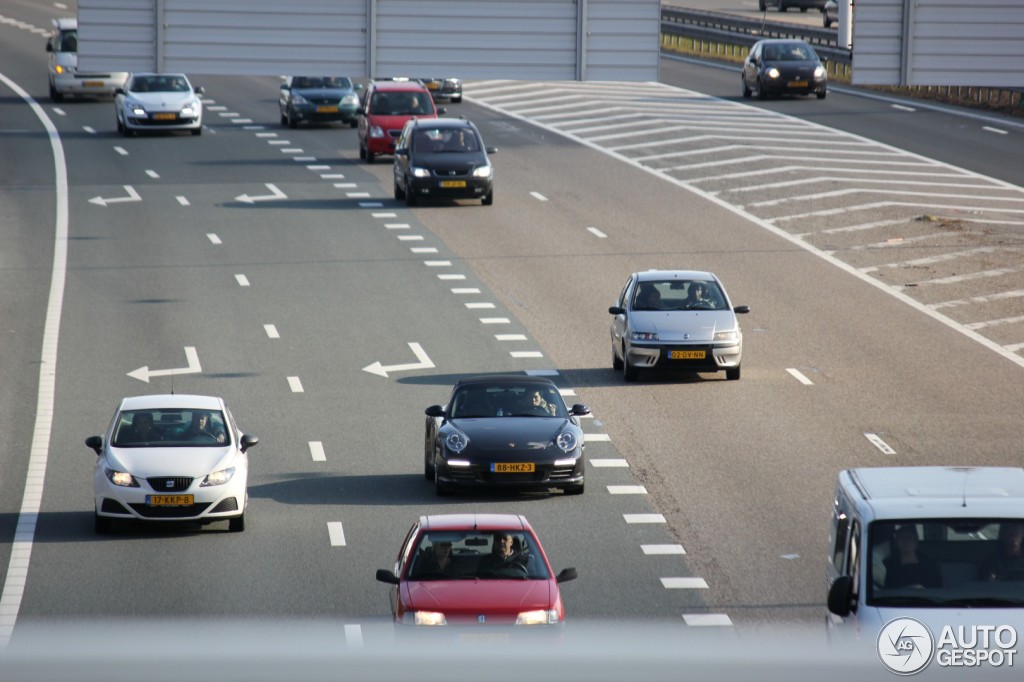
[147, 495, 194, 506]
[84, 81, 104, 87]
[440, 180, 466, 188]
[789, 80, 808, 88]
[316, 105, 338, 113]
[669, 350, 706, 360]
[427, 82, 440, 90]
[153, 113, 176, 120]
[492, 463, 535, 473]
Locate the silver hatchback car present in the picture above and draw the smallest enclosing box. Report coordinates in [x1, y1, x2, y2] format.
[609, 270, 750, 381]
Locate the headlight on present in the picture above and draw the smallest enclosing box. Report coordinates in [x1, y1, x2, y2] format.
[713, 330, 738, 342]
[411, 167, 431, 178]
[767, 67, 781, 79]
[342, 94, 358, 105]
[55, 65, 65, 75]
[814, 66, 827, 79]
[414, 611, 447, 626]
[445, 432, 470, 454]
[516, 609, 559, 626]
[472, 165, 492, 178]
[631, 331, 659, 341]
[130, 104, 147, 116]
[200, 467, 236, 487]
[369, 125, 384, 138]
[105, 469, 139, 488]
[180, 105, 196, 117]
[555, 431, 578, 453]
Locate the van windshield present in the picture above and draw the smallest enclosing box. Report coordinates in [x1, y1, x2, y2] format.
[867, 519, 1024, 607]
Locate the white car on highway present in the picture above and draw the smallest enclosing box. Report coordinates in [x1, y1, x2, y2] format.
[115, 72, 205, 136]
[85, 394, 258, 533]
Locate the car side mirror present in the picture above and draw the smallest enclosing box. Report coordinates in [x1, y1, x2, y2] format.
[280, 83, 289, 91]
[395, 147, 408, 157]
[570, 404, 590, 417]
[733, 305, 750, 314]
[376, 569, 400, 585]
[85, 435, 103, 455]
[240, 434, 259, 453]
[827, 576, 855, 617]
[425, 405, 445, 418]
[556, 568, 578, 584]
[114, 87, 125, 96]
[608, 306, 625, 315]
[193, 86, 205, 95]
[485, 147, 498, 154]
[436, 106, 446, 115]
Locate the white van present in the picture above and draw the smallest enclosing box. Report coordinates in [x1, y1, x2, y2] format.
[827, 467, 1024, 671]
[46, 18, 128, 102]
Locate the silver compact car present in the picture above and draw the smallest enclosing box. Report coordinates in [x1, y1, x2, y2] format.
[609, 270, 750, 382]
[115, 73, 205, 136]
[85, 394, 259, 533]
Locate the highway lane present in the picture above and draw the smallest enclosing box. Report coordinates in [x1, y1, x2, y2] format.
[1, 0, 1023, 658]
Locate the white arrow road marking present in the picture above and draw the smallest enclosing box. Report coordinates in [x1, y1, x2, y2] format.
[127, 346, 201, 383]
[363, 342, 435, 378]
[235, 183, 286, 204]
[88, 185, 141, 207]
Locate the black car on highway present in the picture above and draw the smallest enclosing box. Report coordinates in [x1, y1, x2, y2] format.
[423, 376, 590, 496]
[393, 117, 496, 205]
[741, 39, 827, 100]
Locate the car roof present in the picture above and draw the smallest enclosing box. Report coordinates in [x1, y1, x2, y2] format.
[131, 72, 189, 79]
[634, 270, 717, 282]
[370, 80, 430, 93]
[420, 514, 532, 533]
[53, 17, 76, 30]
[118, 394, 225, 411]
[453, 375, 558, 389]
[845, 467, 1024, 520]
[408, 117, 476, 130]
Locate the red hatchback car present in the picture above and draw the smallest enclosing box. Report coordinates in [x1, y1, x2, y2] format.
[375, 514, 577, 628]
[357, 79, 442, 163]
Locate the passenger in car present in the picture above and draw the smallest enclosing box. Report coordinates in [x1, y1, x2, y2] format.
[118, 412, 159, 445]
[982, 522, 1024, 582]
[416, 541, 459, 578]
[883, 524, 942, 588]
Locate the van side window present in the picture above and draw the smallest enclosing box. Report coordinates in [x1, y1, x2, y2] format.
[848, 520, 861, 600]
[832, 511, 849, 568]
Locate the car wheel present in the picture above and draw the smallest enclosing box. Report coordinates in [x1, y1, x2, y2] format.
[757, 79, 769, 100]
[287, 109, 297, 129]
[122, 124, 133, 137]
[394, 180, 406, 200]
[366, 149, 375, 164]
[424, 449, 435, 481]
[349, 119, 358, 128]
[94, 513, 112, 534]
[612, 345, 623, 370]
[758, 0, 766, 9]
[564, 483, 585, 496]
[622, 346, 638, 382]
[434, 463, 452, 497]
[482, 190, 493, 206]
[817, 89, 827, 100]
[405, 185, 417, 206]
[116, 115, 123, 133]
[726, 366, 741, 381]
[358, 144, 366, 160]
[280, 109, 287, 125]
[778, 0, 787, 10]
[50, 83, 63, 103]
[191, 126, 202, 136]
[229, 514, 245, 532]
[451, 95, 462, 104]
[742, 78, 752, 99]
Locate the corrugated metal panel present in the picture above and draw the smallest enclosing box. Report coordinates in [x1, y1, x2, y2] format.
[853, 0, 1024, 87]
[77, 0, 659, 81]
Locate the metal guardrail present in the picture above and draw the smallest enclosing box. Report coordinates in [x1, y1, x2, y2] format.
[661, 7, 851, 65]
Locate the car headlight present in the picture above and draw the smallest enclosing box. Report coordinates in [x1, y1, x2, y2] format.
[413, 611, 447, 626]
[200, 467, 236, 487]
[105, 469, 140, 488]
[180, 103, 198, 116]
[292, 93, 309, 105]
[472, 165, 492, 178]
[767, 67, 781, 79]
[342, 94, 358, 105]
[631, 331, 659, 341]
[411, 167, 431, 178]
[713, 330, 738, 342]
[369, 125, 384, 138]
[515, 609, 559, 626]
[814, 66, 827, 80]
[445, 431, 470, 454]
[129, 102, 147, 116]
[55, 65, 65, 75]
[555, 430, 578, 453]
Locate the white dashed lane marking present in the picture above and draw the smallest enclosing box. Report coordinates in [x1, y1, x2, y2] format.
[309, 441, 326, 462]
[607, 485, 646, 494]
[510, 351, 543, 358]
[327, 522, 346, 546]
[624, 514, 666, 524]
[661, 577, 708, 589]
[530, 191, 548, 201]
[584, 433, 611, 442]
[587, 226, 607, 238]
[465, 302, 495, 309]
[425, 260, 452, 267]
[438, 274, 466, 281]
[865, 432, 896, 455]
[385, 223, 410, 229]
[145, 170, 159, 179]
[176, 196, 189, 206]
[684, 614, 733, 626]
[114, 146, 127, 155]
[480, 317, 510, 324]
[410, 247, 438, 254]
[235, 274, 250, 287]
[288, 376, 304, 393]
[590, 459, 628, 468]
[786, 368, 814, 385]
[642, 544, 685, 555]
[495, 334, 527, 341]
[452, 288, 481, 294]
[264, 324, 279, 339]
[206, 233, 222, 244]
[397, 234, 423, 241]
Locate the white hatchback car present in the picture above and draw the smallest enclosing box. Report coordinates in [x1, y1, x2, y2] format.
[609, 270, 750, 381]
[115, 72, 205, 136]
[85, 395, 258, 533]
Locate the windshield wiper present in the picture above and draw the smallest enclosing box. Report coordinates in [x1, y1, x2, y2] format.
[872, 595, 947, 606]
[942, 597, 1024, 607]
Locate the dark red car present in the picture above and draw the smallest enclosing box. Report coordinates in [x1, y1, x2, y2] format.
[375, 514, 577, 629]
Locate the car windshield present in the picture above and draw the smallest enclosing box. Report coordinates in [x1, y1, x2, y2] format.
[766, 43, 816, 61]
[407, 531, 550, 581]
[112, 409, 229, 447]
[292, 76, 350, 89]
[867, 519, 1024, 607]
[130, 76, 190, 93]
[632, 280, 725, 311]
[449, 383, 567, 419]
[371, 91, 432, 116]
[413, 128, 480, 153]
[57, 30, 78, 53]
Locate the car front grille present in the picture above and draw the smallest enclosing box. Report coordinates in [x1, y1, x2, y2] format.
[128, 503, 212, 518]
[147, 476, 193, 492]
[432, 169, 470, 178]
